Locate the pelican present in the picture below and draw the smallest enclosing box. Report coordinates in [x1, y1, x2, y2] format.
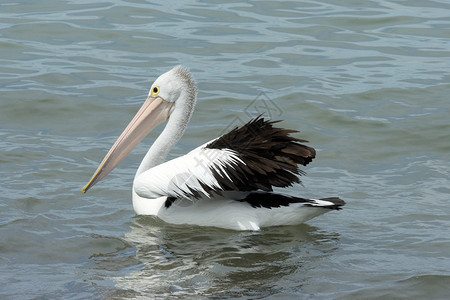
[82, 66, 344, 230]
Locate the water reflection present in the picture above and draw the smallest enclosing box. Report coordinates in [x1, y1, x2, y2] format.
[111, 216, 341, 297]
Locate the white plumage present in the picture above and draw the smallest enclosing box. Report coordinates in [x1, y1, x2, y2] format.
[135, 146, 242, 199]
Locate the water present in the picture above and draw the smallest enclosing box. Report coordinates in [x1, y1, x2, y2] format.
[1, 0, 449, 298]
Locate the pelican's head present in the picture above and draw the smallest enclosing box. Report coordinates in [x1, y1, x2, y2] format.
[149, 65, 197, 104]
[82, 66, 197, 193]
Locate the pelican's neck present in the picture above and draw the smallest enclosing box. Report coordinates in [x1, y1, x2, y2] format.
[136, 93, 195, 176]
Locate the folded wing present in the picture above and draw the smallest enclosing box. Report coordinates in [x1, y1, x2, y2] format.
[134, 116, 316, 200]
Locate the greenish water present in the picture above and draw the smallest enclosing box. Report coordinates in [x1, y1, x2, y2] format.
[1, 0, 449, 298]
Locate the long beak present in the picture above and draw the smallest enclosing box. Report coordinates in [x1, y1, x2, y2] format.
[82, 96, 173, 194]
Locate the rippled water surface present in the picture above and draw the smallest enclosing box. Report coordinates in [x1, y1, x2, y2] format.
[1, 0, 449, 298]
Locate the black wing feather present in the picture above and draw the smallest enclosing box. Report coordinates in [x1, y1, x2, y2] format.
[205, 116, 315, 193]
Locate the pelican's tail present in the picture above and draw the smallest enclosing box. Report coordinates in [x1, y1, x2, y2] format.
[310, 197, 346, 210]
[237, 192, 345, 210]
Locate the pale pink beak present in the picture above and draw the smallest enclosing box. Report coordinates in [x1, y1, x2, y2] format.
[82, 96, 173, 193]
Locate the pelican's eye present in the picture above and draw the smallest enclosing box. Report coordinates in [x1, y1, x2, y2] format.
[151, 86, 160, 96]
